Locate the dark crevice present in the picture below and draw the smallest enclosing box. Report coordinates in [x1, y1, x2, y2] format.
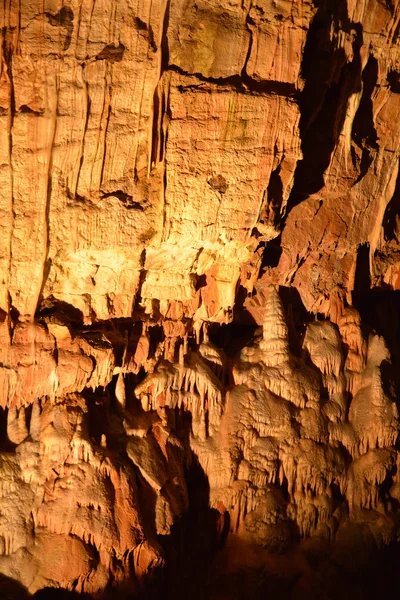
[382, 159, 400, 241]
[2, 33, 17, 325]
[134, 17, 157, 53]
[0, 407, 17, 451]
[18, 104, 44, 116]
[150, 89, 161, 167]
[86, 388, 112, 446]
[287, 2, 363, 211]
[209, 321, 259, 357]
[36, 83, 58, 316]
[160, 0, 171, 74]
[253, 161, 284, 243]
[37, 296, 85, 325]
[195, 274, 207, 291]
[150, 0, 171, 170]
[356, 289, 400, 399]
[132, 250, 147, 315]
[242, 9, 255, 80]
[352, 143, 374, 185]
[169, 64, 299, 98]
[207, 174, 228, 194]
[279, 285, 315, 353]
[9, 301, 20, 330]
[233, 283, 259, 327]
[101, 190, 144, 210]
[96, 43, 125, 63]
[99, 101, 112, 189]
[150, 85, 170, 166]
[352, 240, 400, 400]
[357, 289, 400, 350]
[75, 70, 91, 194]
[352, 55, 379, 184]
[36, 257, 53, 318]
[352, 56, 378, 149]
[66, 189, 88, 204]
[45, 7, 74, 51]
[387, 69, 400, 93]
[261, 234, 282, 269]
[134, 17, 148, 32]
[161, 156, 168, 239]
[45, 6, 74, 27]
[265, 162, 284, 225]
[352, 242, 371, 307]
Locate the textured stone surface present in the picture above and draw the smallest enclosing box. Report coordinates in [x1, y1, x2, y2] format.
[1, 0, 400, 598]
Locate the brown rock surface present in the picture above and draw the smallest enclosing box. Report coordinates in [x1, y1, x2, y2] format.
[1, 0, 400, 598]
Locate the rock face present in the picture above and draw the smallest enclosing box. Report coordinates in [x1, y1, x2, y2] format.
[1, 0, 400, 598]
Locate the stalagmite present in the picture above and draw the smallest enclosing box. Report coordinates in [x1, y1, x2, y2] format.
[260, 286, 290, 366]
[29, 399, 41, 441]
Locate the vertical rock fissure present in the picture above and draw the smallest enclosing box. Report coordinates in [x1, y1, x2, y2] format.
[35, 81, 58, 318]
[2, 30, 15, 320]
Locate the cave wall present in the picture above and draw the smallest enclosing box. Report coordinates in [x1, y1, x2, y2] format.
[1, 0, 400, 598]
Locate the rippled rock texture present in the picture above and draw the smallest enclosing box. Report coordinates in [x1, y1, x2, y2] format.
[1, 0, 400, 598]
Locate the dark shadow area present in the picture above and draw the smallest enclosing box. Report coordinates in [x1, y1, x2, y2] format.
[266, 164, 284, 225]
[84, 385, 112, 445]
[0, 407, 16, 452]
[195, 273, 207, 291]
[387, 69, 400, 93]
[287, 2, 363, 210]
[37, 296, 84, 326]
[208, 320, 259, 356]
[4, 538, 400, 600]
[156, 454, 228, 600]
[45, 6, 74, 28]
[45, 6, 74, 51]
[33, 590, 91, 599]
[351, 238, 400, 399]
[101, 190, 143, 210]
[355, 289, 400, 352]
[279, 286, 315, 354]
[0, 573, 29, 599]
[373, 540, 400, 596]
[352, 55, 378, 147]
[261, 234, 282, 269]
[96, 43, 126, 63]
[355, 288, 400, 397]
[382, 158, 400, 241]
[352, 55, 379, 184]
[18, 104, 44, 116]
[352, 242, 371, 307]
[208, 174, 229, 194]
[232, 281, 259, 328]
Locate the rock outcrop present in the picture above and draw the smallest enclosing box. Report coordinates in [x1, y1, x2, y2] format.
[1, 0, 400, 598]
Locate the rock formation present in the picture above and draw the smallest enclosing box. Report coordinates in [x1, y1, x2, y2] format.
[0, 0, 400, 598]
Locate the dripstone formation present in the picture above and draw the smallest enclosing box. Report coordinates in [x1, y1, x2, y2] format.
[1, 1, 400, 598]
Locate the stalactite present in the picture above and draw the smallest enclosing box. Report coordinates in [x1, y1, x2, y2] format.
[115, 372, 126, 408]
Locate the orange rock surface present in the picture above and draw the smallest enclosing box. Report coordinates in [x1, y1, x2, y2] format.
[0, 1, 400, 598]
